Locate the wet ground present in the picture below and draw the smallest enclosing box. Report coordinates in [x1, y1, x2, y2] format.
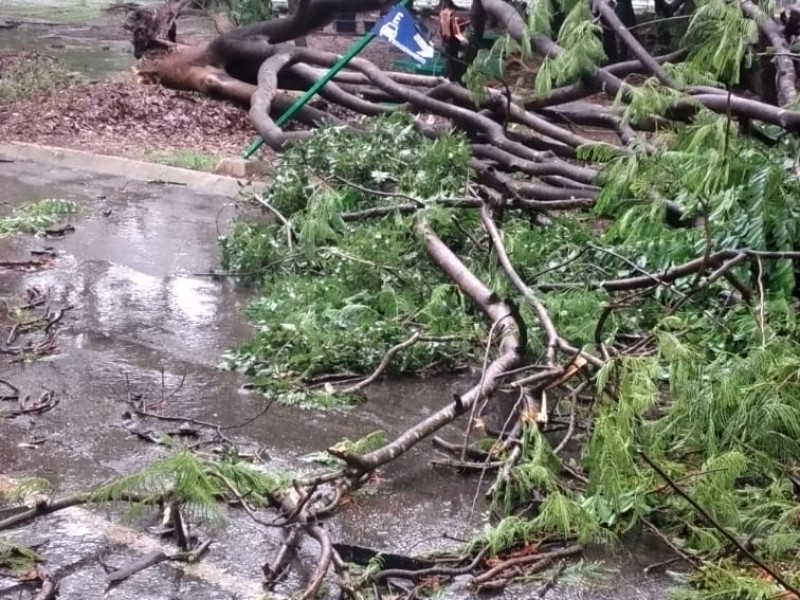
[0, 157, 476, 598]
[0, 154, 678, 600]
[0, 0, 211, 82]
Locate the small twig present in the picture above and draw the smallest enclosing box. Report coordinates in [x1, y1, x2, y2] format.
[509, 367, 564, 389]
[212, 470, 284, 528]
[164, 371, 187, 403]
[755, 256, 766, 347]
[253, 194, 294, 250]
[264, 524, 302, 586]
[643, 555, 684, 574]
[170, 502, 190, 551]
[330, 174, 426, 208]
[375, 546, 489, 582]
[481, 204, 560, 364]
[432, 436, 492, 461]
[301, 523, 334, 600]
[0, 378, 20, 398]
[641, 517, 697, 567]
[462, 318, 502, 461]
[552, 385, 581, 454]
[471, 545, 583, 587]
[340, 331, 422, 393]
[322, 246, 408, 281]
[308, 485, 342, 520]
[105, 540, 211, 589]
[536, 559, 568, 598]
[165, 0, 189, 32]
[106, 550, 168, 588]
[220, 399, 275, 431]
[431, 457, 503, 470]
[294, 468, 346, 489]
[277, 482, 321, 526]
[0, 492, 157, 531]
[131, 399, 273, 448]
[32, 569, 58, 600]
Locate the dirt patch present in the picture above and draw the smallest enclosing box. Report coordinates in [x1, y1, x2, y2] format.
[0, 24, 411, 162]
[0, 74, 262, 160]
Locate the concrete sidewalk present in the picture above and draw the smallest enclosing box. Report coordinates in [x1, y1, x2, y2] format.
[0, 142, 261, 197]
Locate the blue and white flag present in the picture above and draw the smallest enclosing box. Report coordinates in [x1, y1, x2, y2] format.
[372, 5, 435, 65]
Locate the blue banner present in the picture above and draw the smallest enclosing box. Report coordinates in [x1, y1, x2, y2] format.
[372, 6, 435, 65]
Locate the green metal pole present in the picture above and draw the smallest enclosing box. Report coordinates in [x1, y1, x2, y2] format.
[242, 2, 408, 159]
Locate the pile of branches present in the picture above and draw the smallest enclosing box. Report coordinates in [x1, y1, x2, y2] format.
[5, 0, 796, 598]
[126, 0, 800, 184]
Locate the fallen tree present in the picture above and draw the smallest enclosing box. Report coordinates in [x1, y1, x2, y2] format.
[127, 0, 800, 152]
[6, 1, 795, 599]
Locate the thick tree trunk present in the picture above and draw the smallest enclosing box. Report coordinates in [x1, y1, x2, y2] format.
[126, 0, 800, 183]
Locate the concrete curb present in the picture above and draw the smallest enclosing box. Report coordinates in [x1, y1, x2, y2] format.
[0, 142, 264, 197]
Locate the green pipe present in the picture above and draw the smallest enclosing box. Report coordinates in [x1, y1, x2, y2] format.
[243, 2, 409, 159]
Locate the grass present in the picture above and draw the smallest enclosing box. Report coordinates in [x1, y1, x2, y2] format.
[0, 199, 79, 238]
[145, 149, 222, 172]
[0, 0, 103, 24]
[0, 54, 78, 105]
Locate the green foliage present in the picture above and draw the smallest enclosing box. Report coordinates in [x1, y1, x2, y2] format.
[476, 304, 800, 597]
[5, 477, 54, 503]
[482, 425, 615, 551]
[596, 115, 800, 295]
[671, 562, 799, 600]
[218, 106, 800, 599]
[464, 37, 515, 102]
[463, 27, 800, 592]
[0, 537, 41, 574]
[0, 199, 78, 238]
[515, 0, 757, 116]
[348, 552, 387, 593]
[558, 560, 616, 587]
[220, 220, 287, 277]
[220, 115, 481, 408]
[527, 0, 555, 37]
[550, 3, 606, 83]
[0, 54, 77, 105]
[492, 424, 562, 513]
[471, 315, 800, 599]
[303, 430, 389, 466]
[681, 0, 757, 86]
[471, 514, 540, 555]
[92, 450, 288, 531]
[221, 0, 272, 25]
[660, 338, 800, 462]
